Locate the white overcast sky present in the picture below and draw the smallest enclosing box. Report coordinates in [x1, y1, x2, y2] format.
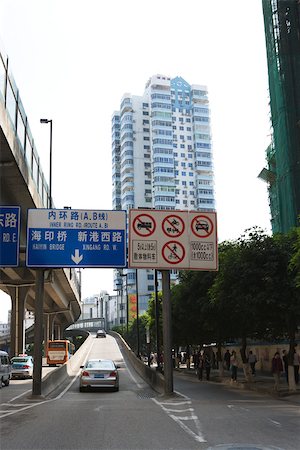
[0, 0, 271, 321]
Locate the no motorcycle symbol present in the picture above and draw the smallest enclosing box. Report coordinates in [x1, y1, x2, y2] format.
[162, 215, 185, 238]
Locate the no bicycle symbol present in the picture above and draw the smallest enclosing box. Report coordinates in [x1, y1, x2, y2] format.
[191, 215, 214, 238]
[133, 214, 156, 237]
[162, 214, 185, 238]
[162, 241, 185, 265]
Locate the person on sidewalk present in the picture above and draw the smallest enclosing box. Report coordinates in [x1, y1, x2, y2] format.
[293, 348, 300, 385]
[282, 349, 289, 383]
[204, 351, 212, 381]
[271, 351, 283, 391]
[197, 350, 204, 380]
[224, 349, 231, 371]
[230, 350, 238, 382]
[248, 350, 257, 375]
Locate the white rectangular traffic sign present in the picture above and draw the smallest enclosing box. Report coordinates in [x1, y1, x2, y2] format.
[26, 209, 126, 268]
[128, 209, 218, 271]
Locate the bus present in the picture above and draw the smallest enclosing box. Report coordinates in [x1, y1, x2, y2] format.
[46, 340, 75, 366]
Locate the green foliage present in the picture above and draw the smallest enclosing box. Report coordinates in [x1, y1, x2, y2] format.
[149, 226, 300, 350]
[116, 313, 151, 355]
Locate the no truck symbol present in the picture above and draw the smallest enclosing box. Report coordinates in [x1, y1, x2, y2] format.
[162, 241, 185, 265]
[133, 214, 156, 237]
[191, 215, 213, 238]
[162, 215, 185, 238]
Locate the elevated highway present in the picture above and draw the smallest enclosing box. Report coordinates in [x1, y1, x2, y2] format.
[0, 43, 81, 356]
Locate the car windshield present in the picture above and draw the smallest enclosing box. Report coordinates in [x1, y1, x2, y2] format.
[86, 360, 114, 370]
[11, 358, 29, 363]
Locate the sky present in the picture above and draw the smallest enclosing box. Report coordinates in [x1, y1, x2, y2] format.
[0, 0, 272, 322]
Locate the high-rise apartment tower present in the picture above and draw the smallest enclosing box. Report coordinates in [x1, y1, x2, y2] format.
[112, 74, 215, 312]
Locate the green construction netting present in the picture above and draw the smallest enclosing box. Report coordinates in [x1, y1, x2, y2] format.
[262, 0, 300, 233]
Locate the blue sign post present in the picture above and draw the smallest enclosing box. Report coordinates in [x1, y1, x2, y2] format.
[26, 209, 126, 268]
[0, 206, 20, 267]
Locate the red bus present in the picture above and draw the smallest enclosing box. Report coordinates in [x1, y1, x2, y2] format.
[46, 340, 75, 366]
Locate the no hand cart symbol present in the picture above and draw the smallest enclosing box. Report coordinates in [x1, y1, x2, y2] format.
[133, 214, 156, 237]
[162, 241, 185, 265]
[191, 215, 213, 238]
[162, 214, 185, 238]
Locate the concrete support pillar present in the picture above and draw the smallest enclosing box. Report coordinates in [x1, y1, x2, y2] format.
[8, 286, 29, 357]
[43, 313, 50, 353]
[49, 315, 55, 341]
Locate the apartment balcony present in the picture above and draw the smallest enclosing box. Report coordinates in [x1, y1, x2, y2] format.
[120, 97, 133, 114]
[154, 197, 176, 208]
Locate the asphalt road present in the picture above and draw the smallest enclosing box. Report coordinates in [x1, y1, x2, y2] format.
[1, 335, 299, 450]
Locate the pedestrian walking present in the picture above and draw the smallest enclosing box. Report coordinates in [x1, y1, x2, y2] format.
[204, 352, 212, 381]
[282, 349, 288, 383]
[248, 350, 257, 375]
[271, 351, 283, 391]
[230, 350, 238, 382]
[293, 348, 300, 384]
[224, 349, 231, 371]
[197, 351, 204, 380]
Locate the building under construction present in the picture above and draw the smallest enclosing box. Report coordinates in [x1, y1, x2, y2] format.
[260, 0, 300, 233]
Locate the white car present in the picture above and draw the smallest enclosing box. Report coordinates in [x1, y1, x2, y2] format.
[11, 355, 34, 379]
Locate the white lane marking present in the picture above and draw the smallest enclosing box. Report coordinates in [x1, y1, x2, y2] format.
[169, 413, 206, 443]
[227, 404, 234, 408]
[267, 418, 282, 427]
[6, 389, 31, 403]
[119, 357, 143, 388]
[160, 401, 191, 406]
[1, 340, 96, 417]
[152, 392, 206, 443]
[55, 373, 81, 399]
[1, 403, 33, 407]
[165, 408, 194, 413]
[0, 399, 53, 419]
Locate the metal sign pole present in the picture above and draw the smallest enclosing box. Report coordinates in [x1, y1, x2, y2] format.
[161, 269, 173, 395]
[32, 269, 44, 396]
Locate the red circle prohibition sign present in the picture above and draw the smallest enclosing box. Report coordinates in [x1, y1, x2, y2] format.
[162, 241, 185, 265]
[133, 214, 156, 237]
[162, 214, 185, 238]
[191, 215, 214, 238]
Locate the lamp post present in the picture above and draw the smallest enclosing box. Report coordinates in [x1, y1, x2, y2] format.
[118, 272, 128, 334]
[40, 119, 53, 208]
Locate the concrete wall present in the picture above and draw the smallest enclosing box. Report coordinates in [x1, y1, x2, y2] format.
[40, 331, 165, 398]
[110, 331, 165, 395]
[41, 334, 93, 397]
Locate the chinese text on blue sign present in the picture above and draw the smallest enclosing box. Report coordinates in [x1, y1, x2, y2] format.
[26, 209, 126, 268]
[0, 206, 20, 267]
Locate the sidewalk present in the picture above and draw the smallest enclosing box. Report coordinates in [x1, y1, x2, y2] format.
[174, 364, 300, 403]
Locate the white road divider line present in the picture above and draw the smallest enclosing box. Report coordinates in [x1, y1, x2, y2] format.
[152, 392, 206, 444]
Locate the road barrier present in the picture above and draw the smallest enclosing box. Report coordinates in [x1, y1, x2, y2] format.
[40, 334, 93, 397]
[110, 331, 165, 394]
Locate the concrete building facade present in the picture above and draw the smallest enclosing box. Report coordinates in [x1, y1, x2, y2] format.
[112, 74, 215, 316]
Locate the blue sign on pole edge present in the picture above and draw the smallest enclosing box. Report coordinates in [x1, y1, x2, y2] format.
[0, 206, 20, 267]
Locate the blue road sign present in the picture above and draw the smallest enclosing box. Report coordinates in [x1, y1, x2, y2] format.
[26, 209, 126, 268]
[0, 206, 20, 267]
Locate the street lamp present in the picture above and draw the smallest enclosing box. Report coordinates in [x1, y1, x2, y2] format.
[118, 271, 128, 334]
[40, 119, 53, 208]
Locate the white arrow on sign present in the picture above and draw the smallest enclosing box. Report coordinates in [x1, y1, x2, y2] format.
[71, 249, 83, 264]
